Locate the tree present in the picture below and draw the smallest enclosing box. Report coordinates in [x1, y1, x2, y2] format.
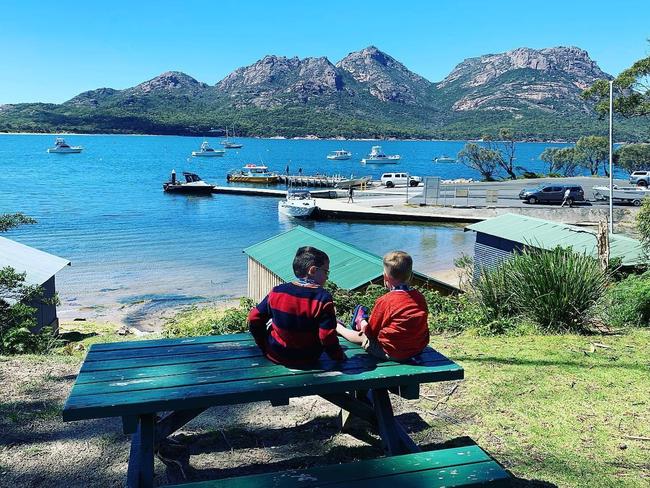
[457, 143, 501, 181]
[539, 147, 579, 176]
[615, 143, 650, 173]
[575, 136, 609, 176]
[0, 213, 36, 232]
[483, 128, 521, 179]
[0, 213, 47, 354]
[583, 50, 650, 117]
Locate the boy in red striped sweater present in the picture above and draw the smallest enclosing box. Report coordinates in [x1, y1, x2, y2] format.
[337, 251, 429, 361]
[248, 246, 346, 366]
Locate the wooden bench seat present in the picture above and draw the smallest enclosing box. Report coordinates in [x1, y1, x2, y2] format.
[167, 445, 511, 487]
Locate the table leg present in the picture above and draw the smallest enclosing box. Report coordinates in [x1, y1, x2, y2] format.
[127, 414, 155, 488]
[369, 388, 420, 456]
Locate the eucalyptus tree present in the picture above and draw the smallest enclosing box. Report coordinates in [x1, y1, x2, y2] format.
[457, 143, 501, 181]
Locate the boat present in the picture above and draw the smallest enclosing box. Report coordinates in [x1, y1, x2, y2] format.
[278, 190, 317, 219]
[163, 171, 214, 195]
[192, 141, 225, 157]
[592, 185, 650, 206]
[220, 128, 244, 149]
[327, 149, 352, 160]
[433, 155, 456, 163]
[333, 175, 373, 189]
[361, 146, 400, 164]
[226, 164, 279, 184]
[47, 137, 83, 153]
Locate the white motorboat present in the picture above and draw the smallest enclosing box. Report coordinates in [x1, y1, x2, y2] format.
[433, 155, 456, 163]
[592, 185, 650, 206]
[192, 141, 225, 157]
[278, 190, 317, 218]
[361, 145, 400, 164]
[327, 149, 352, 160]
[47, 137, 83, 153]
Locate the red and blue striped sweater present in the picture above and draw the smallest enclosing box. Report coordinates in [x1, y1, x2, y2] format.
[248, 282, 345, 366]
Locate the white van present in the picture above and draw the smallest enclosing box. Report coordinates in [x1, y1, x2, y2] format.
[380, 173, 422, 188]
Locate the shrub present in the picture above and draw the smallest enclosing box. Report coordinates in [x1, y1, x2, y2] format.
[164, 297, 255, 337]
[472, 247, 609, 333]
[601, 273, 650, 328]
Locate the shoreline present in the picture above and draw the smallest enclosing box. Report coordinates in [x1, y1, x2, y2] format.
[0, 131, 609, 144]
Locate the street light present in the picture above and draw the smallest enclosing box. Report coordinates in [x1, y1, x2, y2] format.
[609, 80, 614, 234]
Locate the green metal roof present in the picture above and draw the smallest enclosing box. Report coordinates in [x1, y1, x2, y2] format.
[466, 213, 646, 267]
[243, 226, 385, 290]
[0, 236, 70, 286]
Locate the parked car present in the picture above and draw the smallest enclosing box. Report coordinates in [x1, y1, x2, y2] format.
[629, 171, 650, 186]
[518, 185, 585, 205]
[380, 173, 422, 188]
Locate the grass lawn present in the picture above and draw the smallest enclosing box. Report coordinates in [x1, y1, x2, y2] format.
[423, 329, 650, 487]
[0, 323, 647, 487]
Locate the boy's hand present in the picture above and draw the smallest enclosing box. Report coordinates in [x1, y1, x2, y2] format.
[358, 319, 368, 335]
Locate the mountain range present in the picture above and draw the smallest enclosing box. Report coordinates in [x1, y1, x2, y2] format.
[1, 45, 646, 140]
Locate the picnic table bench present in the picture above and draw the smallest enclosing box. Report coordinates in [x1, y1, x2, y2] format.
[62, 333, 510, 487]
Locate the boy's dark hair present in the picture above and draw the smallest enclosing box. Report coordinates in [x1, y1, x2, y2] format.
[293, 246, 329, 277]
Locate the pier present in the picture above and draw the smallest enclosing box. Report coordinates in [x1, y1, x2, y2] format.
[212, 186, 343, 199]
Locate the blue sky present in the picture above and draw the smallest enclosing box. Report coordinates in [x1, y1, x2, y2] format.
[1, 0, 648, 104]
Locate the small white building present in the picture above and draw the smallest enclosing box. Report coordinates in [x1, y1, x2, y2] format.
[0, 236, 70, 332]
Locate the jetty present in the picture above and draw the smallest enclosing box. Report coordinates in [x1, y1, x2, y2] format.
[212, 186, 343, 199]
[277, 174, 371, 188]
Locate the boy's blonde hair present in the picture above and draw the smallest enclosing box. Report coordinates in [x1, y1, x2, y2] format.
[383, 250, 413, 283]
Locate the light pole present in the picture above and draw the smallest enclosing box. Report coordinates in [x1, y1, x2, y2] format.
[609, 80, 614, 234]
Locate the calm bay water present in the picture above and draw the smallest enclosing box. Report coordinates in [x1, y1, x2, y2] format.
[1, 134, 571, 322]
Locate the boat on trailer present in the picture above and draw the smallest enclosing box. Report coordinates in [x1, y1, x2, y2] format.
[278, 190, 317, 219]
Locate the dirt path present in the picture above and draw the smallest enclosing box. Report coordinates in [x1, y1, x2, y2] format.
[0, 356, 465, 487]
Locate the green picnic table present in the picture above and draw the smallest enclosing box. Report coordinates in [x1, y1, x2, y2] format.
[62, 333, 507, 487]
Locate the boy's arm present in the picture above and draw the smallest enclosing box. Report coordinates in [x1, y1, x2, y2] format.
[319, 300, 346, 361]
[365, 300, 387, 339]
[248, 295, 272, 351]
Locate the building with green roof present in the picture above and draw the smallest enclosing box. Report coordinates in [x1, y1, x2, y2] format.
[243, 226, 456, 302]
[465, 213, 646, 276]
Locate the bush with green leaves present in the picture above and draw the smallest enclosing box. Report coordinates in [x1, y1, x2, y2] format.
[163, 297, 256, 337]
[600, 272, 650, 329]
[472, 247, 609, 333]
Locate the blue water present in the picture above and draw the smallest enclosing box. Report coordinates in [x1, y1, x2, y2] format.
[0, 134, 588, 321]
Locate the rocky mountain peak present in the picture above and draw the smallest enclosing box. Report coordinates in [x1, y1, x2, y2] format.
[439, 46, 608, 90]
[131, 71, 208, 94]
[336, 46, 431, 104]
[216, 54, 342, 107]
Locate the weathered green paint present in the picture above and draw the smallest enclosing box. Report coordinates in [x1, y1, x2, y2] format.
[64, 335, 463, 423]
[166, 446, 510, 487]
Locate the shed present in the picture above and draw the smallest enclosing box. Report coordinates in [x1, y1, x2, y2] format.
[243, 226, 457, 302]
[0, 236, 70, 332]
[465, 213, 646, 277]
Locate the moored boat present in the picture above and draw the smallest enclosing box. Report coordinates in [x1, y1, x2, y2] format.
[278, 190, 317, 219]
[226, 164, 279, 184]
[220, 128, 244, 149]
[47, 137, 83, 153]
[192, 141, 225, 157]
[327, 149, 352, 160]
[163, 170, 214, 195]
[433, 155, 456, 163]
[361, 145, 400, 164]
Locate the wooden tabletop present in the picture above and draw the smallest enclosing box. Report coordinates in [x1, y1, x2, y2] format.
[63, 333, 463, 422]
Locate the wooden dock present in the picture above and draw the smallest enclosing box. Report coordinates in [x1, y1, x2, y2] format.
[212, 186, 343, 199]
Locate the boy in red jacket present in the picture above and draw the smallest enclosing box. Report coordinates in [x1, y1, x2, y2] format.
[337, 251, 429, 361]
[248, 246, 346, 367]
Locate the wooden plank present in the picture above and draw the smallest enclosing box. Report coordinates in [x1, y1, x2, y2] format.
[165, 446, 509, 487]
[370, 388, 405, 455]
[72, 352, 451, 395]
[89, 332, 253, 352]
[63, 362, 463, 421]
[84, 340, 259, 362]
[156, 408, 207, 440]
